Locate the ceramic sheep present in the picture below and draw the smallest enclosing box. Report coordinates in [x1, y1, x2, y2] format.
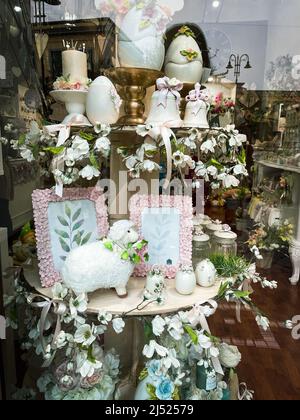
[62, 220, 139, 298]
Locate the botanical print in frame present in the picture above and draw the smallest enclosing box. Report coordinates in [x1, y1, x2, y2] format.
[130, 195, 193, 278]
[32, 187, 109, 288]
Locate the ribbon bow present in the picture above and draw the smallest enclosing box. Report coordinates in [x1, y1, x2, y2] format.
[186, 83, 211, 115]
[44, 115, 90, 197]
[157, 77, 183, 109]
[196, 299, 224, 376]
[148, 122, 177, 189]
[28, 293, 67, 367]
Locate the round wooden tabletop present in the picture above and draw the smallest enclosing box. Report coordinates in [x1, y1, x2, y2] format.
[24, 265, 220, 317]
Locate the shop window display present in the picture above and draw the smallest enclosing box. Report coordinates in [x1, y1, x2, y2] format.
[0, 0, 300, 402]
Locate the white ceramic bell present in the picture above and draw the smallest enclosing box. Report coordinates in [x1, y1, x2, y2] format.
[195, 259, 217, 288]
[184, 84, 211, 128]
[145, 267, 165, 297]
[86, 76, 121, 125]
[176, 266, 196, 295]
[146, 77, 183, 127]
[165, 26, 203, 83]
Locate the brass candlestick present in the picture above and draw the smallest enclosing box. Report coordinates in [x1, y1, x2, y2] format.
[105, 67, 163, 126]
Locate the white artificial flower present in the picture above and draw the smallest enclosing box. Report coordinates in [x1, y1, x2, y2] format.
[173, 151, 185, 167]
[167, 315, 184, 341]
[71, 136, 89, 159]
[218, 173, 240, 189]
[183, 134, 197, 150]
[129, 167, 141, 179]
[162, 348, 181, 369]
[219, 343, 241, 368]
[142, 160, 160, 172]
[52, 283, 68, 300]
[256, 316, 270, 331]
[250, 246, 263, 260]
[112, 318, 125, 334]
[209, 346, 220, 358]
[195, 162, 208, 180]
[94, 123, 111, 136]
[125, 155, 138, 170]
[20, 148, 35, 162]
[98, 311, 113, 325]
[4, 123, 13, 133]
[136, 124, 151, 137]
[200, 138, 216, 154]
[233, 164, 248, 176]
[79, 165, 100, 180]
[143, 340, 168, 359]
[206, 165, 218, 178]
[94, 137, 111, 154]
[262, 280, 278, 289]
[74, 324, 96, 347]
[198, 332, 213, 350]
[211, 182, 221, 190]
[76, 351, 103, 378]
[152, 316, 166, 337]
[69, 294, 88, 318]
[55, 331, 68, 349]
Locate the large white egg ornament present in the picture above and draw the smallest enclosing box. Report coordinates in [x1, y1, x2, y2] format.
[165, 26, 204, 83]
[86, 76, 121, 125]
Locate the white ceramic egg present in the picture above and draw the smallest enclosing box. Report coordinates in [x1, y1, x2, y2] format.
[118, 37, 165, 70]
[165, 28, 203, 83]
[86, 76, 121, 125]
[118, 6, 165, 70]
[195, 259, 217, 288]
[119, 7, 157, 42]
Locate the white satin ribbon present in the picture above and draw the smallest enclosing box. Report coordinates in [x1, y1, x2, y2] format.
[157, 77, 183, 109]
[197, 300, 224, 376]
[148, 122, 176, 189]
[28, 293, 67, 368]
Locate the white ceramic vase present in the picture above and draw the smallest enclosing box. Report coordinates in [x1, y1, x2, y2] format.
[86, 76, 121, 125]
[118, 7, 165, 70]
[184, 100, 210, 128]
[176, 268, 196, 295]
[146, 271, 165, 295]
[195, 259, 217, 287]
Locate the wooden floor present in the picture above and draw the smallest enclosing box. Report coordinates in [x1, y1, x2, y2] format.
[207, 208, 300, 400]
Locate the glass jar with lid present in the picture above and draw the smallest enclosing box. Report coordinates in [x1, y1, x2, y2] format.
[192, 227, 211, 269]
[212, 230, 238, 256]
[205, 220, 224, 236]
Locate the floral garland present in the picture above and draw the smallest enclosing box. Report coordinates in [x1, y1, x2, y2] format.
[118, 124, 248, 190]
[4, 254, 275, 400]
[103, 237, 149, 264]
[11, 123, 111, 186]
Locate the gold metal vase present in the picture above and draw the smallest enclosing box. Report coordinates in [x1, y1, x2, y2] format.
[105, 67, 163, 126]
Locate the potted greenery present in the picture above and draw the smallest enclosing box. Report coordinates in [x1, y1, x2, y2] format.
[247, 221, 294, 270]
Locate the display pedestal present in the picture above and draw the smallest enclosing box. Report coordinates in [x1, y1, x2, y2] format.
[24, 263, 220, 400]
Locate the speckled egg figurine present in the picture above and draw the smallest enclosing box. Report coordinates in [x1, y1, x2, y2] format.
[118, 6, 165, 70]
[86, 76, 121, 125]
[165, 25, 203, 83]
[195, 259, 217, 288]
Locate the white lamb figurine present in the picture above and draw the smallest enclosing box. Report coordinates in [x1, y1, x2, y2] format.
[62, 220, 139, 298]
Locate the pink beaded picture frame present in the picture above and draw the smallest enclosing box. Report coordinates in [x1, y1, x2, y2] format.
[32, 187, 109, 288]
[130, 194, 193, 278]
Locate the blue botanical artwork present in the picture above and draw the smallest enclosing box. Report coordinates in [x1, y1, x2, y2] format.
[48, 200, 98, 272]
[141, 207, 180, 266]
